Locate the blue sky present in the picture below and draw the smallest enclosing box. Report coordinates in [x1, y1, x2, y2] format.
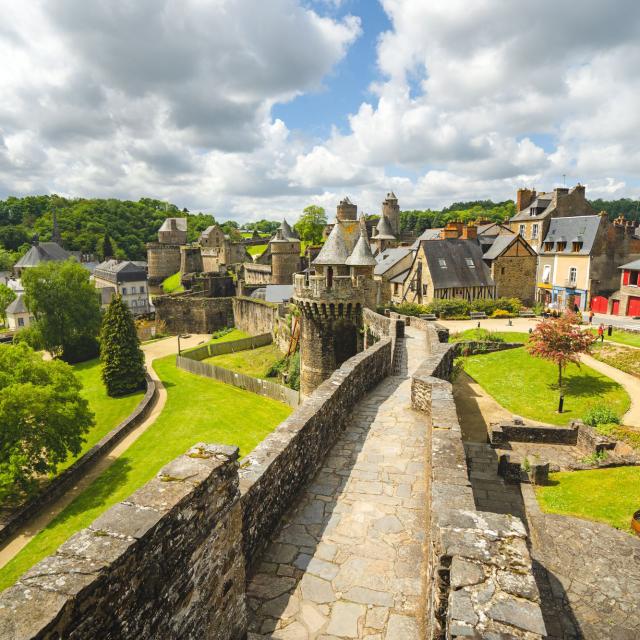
[1, 0, 639, 220]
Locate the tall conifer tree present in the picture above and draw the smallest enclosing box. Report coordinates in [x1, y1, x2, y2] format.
[100, 296, 146, 396]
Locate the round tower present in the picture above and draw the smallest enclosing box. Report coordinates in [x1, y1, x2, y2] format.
[147, 243, 182, 288]
[382, 192, 400, 237]
[270, 223, 301, 285]
[336, 197, 357, 222]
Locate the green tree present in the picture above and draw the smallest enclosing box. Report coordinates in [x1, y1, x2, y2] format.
[294, 205, 327, 244]
[22, 260, 101, 362]
[0, 284, 16, 324]
[0, 343, 94, 501]
[101, 233, 114, 259]
[100, 296, 146, 397]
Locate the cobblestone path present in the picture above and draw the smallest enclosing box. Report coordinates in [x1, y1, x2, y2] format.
[246, 326, 428, 639]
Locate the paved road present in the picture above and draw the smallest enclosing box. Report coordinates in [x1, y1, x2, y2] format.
[247, 327, 428, 639]
[0, 334, 210, 569]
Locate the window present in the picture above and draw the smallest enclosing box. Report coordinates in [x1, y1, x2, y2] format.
[532, 224, 539, 239]
[557, 242, 566, 252]
[518, 224, 525, 236]
[18, 317, 24, 327]
[122, 287, 127, 295]
[422, 284, 428, 295]
[131, 299, 137, 307]
[542, 264, 551, 283]
[544, 241, 553, 251]
[569, 267, 577, 285]
[572, 242, 583, 252]
[501, 267, 506, 275]
[465, 258, 475, 269]
[438, 258, 447, 269]
[139, 285, 145, 293]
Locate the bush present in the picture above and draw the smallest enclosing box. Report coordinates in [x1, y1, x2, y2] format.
[13, 324, 45, 351]
[491, 309, 513, 318]
[265, 351, 300, 391]
[426, 298, 470, 318]
[390, 302, 429, 317]
[61, 334, 100, 364]
[583, 405, 620, 427]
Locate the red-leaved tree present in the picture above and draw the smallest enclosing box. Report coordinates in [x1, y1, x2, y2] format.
[527, 312, 596, 392]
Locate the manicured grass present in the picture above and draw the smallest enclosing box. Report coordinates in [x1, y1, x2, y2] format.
[536, 467, 640, 532]
[591, 343, 640, 378]
[0, 355, 290, 590]
[182, 329, 251, 355]
[204, 343, 283, 379]
[247, 244, 268, 257]
[463, 347, 630, 425]
[57, 360, 144, 473]
[161, 271, 184, 294]
[588, 327, 640, 348]
[449, 329, 530, 343]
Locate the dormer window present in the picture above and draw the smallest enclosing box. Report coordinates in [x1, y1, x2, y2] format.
[557, 241, 567, 252]
[572, 241, 583, 252]
[438, 258, 447, 269]
[465, 258, 475, 269]
[544, 241, 553, 251]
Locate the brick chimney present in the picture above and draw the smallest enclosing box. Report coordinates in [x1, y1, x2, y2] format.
[443, 221, 461, 239]
[516, 188, 536, 212]
[461, 224, 478, 240]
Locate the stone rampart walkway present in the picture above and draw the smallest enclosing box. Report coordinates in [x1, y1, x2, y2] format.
[247, 326, 428, 639]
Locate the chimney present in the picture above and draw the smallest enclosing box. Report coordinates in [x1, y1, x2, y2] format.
[170, 219, 177, 231]
[443, 222, 461, 239]
[571, 183, 586, 199]
[516, 188, 536, 212]
[461, 224, 477, 240]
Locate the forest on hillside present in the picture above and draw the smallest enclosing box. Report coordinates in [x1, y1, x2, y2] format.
[0, 194, 638, 267]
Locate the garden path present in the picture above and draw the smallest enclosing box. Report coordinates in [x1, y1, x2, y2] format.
[0, 335, 209, 568]
[246, 326, 428, 639]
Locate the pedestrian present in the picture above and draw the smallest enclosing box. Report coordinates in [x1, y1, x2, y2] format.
[573, 302, 579, 313]
[588, 309, 594, 325]
[597, 323, 605, 343]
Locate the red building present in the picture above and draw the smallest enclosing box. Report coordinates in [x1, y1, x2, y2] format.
[597, 259, 640, 316]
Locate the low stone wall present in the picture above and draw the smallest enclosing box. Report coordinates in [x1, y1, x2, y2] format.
[232, 296, 293, 353]
[154, 294, 234, 334]
[0, 444, 246, 640]
[0, 375, 158, 547]
[182, 332, 272, 361]
[454, 340, 523, 355]
[490, 422, 579, 446]
[412, 325, 546, 639]
[238, 337, 392, 572]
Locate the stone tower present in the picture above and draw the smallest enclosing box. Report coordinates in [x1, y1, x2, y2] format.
[336, 197, 357, 222]
[147, 217, 187, 288]
[270, 221, 301, 285]
[293, 218, 377, 396]
[180, 245, 203, 275]
[382, 192, 400, 236]
[372, 214, 397, 254]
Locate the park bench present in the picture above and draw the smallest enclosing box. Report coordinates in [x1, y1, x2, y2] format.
[518, 310, 536, 317]
[469, 311, 487, 319]
[419, 313, 438, 321]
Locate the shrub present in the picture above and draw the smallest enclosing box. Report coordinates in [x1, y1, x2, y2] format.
[426, 298, 470, 318]
[491, 309, 513, 318]
[390, 302, 429, 317]
[13, 324, 45, 351]
[583, 404, 620, 427]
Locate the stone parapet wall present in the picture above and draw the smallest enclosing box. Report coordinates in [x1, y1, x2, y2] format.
[0, 444, 246, 640]
[154, 294, 234, 334]
[239, 337, 392, 572]
[232, 296, 279, 335]
[412, 325, 546, 639]
[0, 375, 158, 547]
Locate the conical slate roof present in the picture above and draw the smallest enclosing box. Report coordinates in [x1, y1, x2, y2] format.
[374, 215, 396, 240]
[346, 227, 377, 267]
[279, 219, 297, 240]
[312, 223, 349, 265]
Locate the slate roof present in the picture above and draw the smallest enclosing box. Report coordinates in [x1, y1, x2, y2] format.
[619, 259, 640, 271]
[312, 222, 350, 265]
[390, 268, 410, 284]
[374, 247, 411, 275]
[264, 284, 294, 303]
[159, 218, 187, 232]
[94, 260, 148, 283]
[278, 219, 298, 240]
[345, 229, 377, 267]
[6, 293, 28, 315]
[421, 239, 495, 289]
[14, 242, 72, 269]
[482, 234, 518, 260]
[410, 228, 443, 250]
[509, 194, 553, 221]
[374, 215, 396, 240]
[540, 216, 601, 255]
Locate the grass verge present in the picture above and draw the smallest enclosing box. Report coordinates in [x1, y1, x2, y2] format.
[161, 271, 184, 294]
[463, 347, 630, 425]
[536, 467, 640, 532]
[204, 343, 283, 379]
[449, 329, 530, 343]
[0, 355, 290, 591]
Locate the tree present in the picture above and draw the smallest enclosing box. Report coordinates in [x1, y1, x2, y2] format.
[100, 296, 146, 397]
[0, 284, 16, 324]
[527, 312, 595, 395]
[294, 205, 327, 244]
[0, 343, 94, 501]
[22, 260, 102, 362]
[101, 232, 114, 259]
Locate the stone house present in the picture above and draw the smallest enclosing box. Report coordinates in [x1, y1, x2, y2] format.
[373, 247, 413, 305]
[402, 238, 496, 304]
[5, 293, 33, 330]
[199, 225, 248, 271]
[93, 260, 150, 316]
[509, 184, 596, 253]
[536, 214, 640, 311]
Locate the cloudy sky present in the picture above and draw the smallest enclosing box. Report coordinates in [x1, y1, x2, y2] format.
[1, 0, 639, 221]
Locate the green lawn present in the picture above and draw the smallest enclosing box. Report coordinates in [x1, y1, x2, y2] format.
[204, 343, 283, 379]
[161, 271, 184, 294]
[449, 329, 530, 343]
[588, 327, 640, 348]
[247, 244, 268, 257]
[463, 347, 630, 425]
[57, 360, 144, 473]
[0, 355, 290, 591]
[536, 467, 640, 532]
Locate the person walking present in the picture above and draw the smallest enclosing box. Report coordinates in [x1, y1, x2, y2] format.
[588, 309, 595, 325]
[597, 323, 605, 343]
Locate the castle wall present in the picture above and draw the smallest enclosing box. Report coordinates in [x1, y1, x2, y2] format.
[239, 337, 392, 570]
[0, 445, 246, 640]
[154, 295, 234, 334]
[146, 243, 181, 285]
[180, 246, 203, 274]
[243, 263, 272, 285]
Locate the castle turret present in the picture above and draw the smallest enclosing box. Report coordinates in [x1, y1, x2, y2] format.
[336, 197, 357, 222]
[270, 224, 301, 285]
[147, 217, 187, 289]
[382, 192, 400, 236]
[372, 215, 397, 253]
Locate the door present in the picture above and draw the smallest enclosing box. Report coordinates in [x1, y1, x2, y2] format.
[627, 296, 640, 317]
[612, 300, 620, 315]
[590, 296, 608, 314]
